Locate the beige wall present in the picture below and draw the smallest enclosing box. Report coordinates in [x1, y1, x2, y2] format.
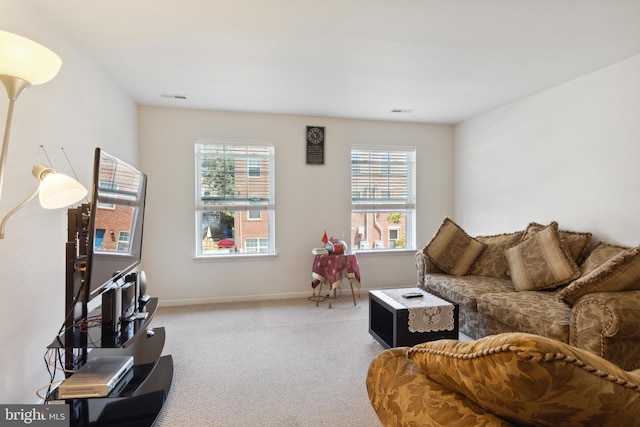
[139, 107, 454, 304]
[0, 2, 138, 403]
[454, 55, 640, 245]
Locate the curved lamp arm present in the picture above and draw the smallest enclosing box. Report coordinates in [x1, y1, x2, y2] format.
[0, 30, 64, 240]
[0, 180, 40, 239]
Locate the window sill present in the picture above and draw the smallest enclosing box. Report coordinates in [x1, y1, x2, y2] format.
[193, 252, 278, 261]
[351, 248, 416, 256]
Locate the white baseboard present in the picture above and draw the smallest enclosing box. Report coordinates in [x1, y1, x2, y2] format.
[159, 290, 317, 307]
[157, 287, 381, 307]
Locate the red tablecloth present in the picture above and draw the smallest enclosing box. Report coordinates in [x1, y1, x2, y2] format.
[311, 254, 361, 291]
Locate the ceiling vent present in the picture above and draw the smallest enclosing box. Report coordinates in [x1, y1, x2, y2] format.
[161, 94, 187, 100]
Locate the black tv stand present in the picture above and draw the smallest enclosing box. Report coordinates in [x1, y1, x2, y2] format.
[47, 204, 173, 427]
[47, 297, 173, 427]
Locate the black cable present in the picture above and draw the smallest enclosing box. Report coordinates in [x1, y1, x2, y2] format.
[43, 274, 88, 402]
[43, 351, 55, 403]
[57, 278, 87, 337]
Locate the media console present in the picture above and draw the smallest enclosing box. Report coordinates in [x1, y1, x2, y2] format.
[47, 297, 173, 426]
[45, 149, 172, 427]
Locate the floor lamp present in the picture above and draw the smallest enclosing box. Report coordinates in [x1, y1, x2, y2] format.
[0, 30, 87, 239]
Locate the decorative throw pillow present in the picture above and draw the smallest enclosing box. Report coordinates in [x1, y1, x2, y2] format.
[424, 218, 486, 276]
[522, 222, 592, 264]
[406, 333, 640, 426]
[558, 246, 640, 305]
[469, 231, 525, 278]
[520, 221, 547, 240]
[558, 229, 592, 265]
[579, 241, 628, 276]
[505, 222, 581, 291]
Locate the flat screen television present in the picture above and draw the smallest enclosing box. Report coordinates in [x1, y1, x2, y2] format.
[84, 148, 147, 300]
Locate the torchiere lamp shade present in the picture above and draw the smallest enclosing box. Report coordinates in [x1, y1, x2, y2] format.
[0, 30, 62, 85]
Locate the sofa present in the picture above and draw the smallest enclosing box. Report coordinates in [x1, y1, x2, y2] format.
[366, 332, 640, 426]
[414, 218, 640, 371]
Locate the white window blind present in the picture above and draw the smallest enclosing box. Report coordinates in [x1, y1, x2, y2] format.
[351, 146, 415, 211]
[195, 141, 274, 211]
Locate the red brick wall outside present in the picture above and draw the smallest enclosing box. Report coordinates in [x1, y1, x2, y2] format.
[236, 211, 269, 251]
[95, 205, 135, 250]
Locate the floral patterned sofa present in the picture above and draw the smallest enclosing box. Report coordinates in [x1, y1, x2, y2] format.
[366, 333, 640, 426]
[414, 218, 640, 371]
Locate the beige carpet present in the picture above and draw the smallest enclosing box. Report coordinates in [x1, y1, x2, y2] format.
[152, 296, 385, 426]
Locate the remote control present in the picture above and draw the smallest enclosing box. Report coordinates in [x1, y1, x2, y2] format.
[402, 292, 423, 299]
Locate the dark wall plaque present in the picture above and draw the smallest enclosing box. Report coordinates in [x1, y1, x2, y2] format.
[306, 126, 325, 165]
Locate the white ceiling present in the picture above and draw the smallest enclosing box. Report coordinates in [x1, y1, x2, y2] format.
[30, 0, 640, 124]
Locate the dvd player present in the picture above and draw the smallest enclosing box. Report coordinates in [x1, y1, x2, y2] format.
[58, 356, 134, 399]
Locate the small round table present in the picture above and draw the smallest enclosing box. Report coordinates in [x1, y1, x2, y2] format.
[311, 253, 361, 307]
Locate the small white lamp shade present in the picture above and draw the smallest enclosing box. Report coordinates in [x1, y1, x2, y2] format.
[0, 30, 62, 85]
[38, 171, 87, 209]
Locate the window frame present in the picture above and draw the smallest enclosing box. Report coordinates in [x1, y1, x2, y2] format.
[194, 139, 275, 258]
[350, 145, 416, 253]
[247, 210, 261, 221]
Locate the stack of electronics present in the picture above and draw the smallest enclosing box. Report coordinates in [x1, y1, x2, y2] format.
[101, 270, 149, 339]
[58, 356, 134, 399]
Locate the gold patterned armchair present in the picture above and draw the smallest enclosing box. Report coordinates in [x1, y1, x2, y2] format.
[366, 333, 640, 426]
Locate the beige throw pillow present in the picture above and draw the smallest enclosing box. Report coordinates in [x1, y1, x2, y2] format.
[469, 231, 525, 278]
[505, 222, 581, 291]
[558, 246, 640, 305]
[425, 218, 486, 276]
[522, 222, 592, 264]
[580, 241, 628, 276]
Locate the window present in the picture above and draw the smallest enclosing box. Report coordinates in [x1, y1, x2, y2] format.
[248, 158, 261, 178]
[245, 238, 269, 253]
[388, 228, 400, 248]
[351, 146, 415, 251]
[117, 231, 131, 252]
[195, 139, 275, 256]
